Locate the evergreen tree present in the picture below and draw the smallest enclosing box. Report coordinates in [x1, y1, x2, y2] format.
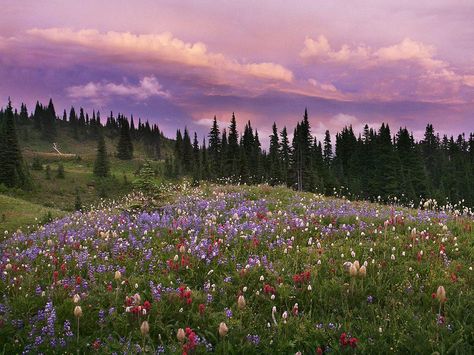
[182, 128, 193, 174]
[323, 130, 332, 166]
[56, 163, 65, 179]
[45, 165, 51, 180]
[280, 126, 291, 186]
[192, 132, 201, 182]
[74, 188, 82, 211]
[174, 129, 183, 175]
[208, 116, 221, 179]
[201, 138, 210, 180]
[93, 133, 110, 177]
[0, 100, 28, 188]
[116, 117, 133, 160]
[374, 123, 398, 199]
[268, 122, 281, 185]
[227, 113, 240, 177]
[291, 109, 313, 191]
[221, 129, 228, 177]
[41, 98, 57, 142]
[421, 124, 441, 196]
[19, 103, 28, 125]
[395, 128, 427, 202]
[31, 156, 43, 171]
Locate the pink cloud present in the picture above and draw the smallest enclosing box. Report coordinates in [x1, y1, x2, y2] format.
[26, 28, 294, 83]
[66, 75, 169, 104]
[300, 35, 370, 63]
[300, 35, 474, 103]
[374, 38, 446, 69]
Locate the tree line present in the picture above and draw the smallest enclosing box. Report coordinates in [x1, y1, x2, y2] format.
[2, 98, 473, 207]
[170, 109, 474, 206]
[0, 98, 166, 187]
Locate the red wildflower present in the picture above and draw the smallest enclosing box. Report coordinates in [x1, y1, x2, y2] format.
[263, 284, 275, 295]
[450, 273, 458, 283]
[76, 276, 82, 285]
[199, 303, 205, 315]
[349, 337, 358, 348]
[92, 339, 101, 350]
[143, 301, 151, 311]
[340, 332, 348, 346]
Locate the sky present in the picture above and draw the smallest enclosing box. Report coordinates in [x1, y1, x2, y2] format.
[1, 0, 474, 146]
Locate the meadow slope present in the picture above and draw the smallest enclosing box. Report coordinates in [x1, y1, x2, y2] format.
[0, 184, 473, 354]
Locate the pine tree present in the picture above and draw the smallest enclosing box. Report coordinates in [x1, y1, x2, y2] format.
[19, 103, 28, 125]
[323, 130, 332, 166]
[182, 128, 193, 174]
[0, 100, 28, 188]
[291, 109, 313, 191]
[268, 122, 281, 185]
[74, 188, 82, 211]
[45, 165, 51, 180]
[41, 98, 57, 142]
[227, 113, 239, 177]
[94, 133, 109, 177]
[201, 138, 210, 180]
[375, 123, 398, 199]
[280, 126, 291, 186]
[56, 163, 65, 179]
[421, 124, 441, 196]
[174, 129, 183, 175]
[192, 132, 201, 183]
[208, 116, 221, 179]
[116, 117, 133, 160]
[221, 129, 228, 177]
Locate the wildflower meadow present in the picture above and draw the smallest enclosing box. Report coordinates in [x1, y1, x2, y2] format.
[1, 184, 473, 354]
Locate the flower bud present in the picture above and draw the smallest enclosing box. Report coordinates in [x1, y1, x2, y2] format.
[5, 263, 12, 271]
[74, 305, 82, 318]
[73, 294, 81, 303]
[349, 263, 358, 277]
[359, 265, 367, 277]
[114, 270, 122, 280]
[237, 295, 246, 309]
[353, 260, 360, 270]
[177, 328, 186, 342]
[140, 321, 149, 335]
[436, 286, 446, 303]
[218, 322, 228, 337]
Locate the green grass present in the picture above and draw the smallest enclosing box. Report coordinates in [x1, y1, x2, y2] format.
[0, 194, 65, 233]
[0, 123, 168, 229]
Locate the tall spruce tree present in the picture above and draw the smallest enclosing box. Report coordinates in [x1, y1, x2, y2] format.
[323, 130, 332, 166]
[182, 128, 193, 174]
[227, 113, 239, 177]
[0, 100, 28, 188]
[268, 122, 281, 185]
[94, 132, 109, 177]
[280, 126, 291, 186]
[116, 117, 133, 160]
[208, 117, 221, 179]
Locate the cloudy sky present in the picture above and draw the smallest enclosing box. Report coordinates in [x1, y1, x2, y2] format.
[1, 0, 474, 144]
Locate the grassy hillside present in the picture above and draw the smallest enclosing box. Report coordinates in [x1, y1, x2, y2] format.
[0, 123, 172, 231]
[0, 184, 473, 354]
[0, 194, 65, 232]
